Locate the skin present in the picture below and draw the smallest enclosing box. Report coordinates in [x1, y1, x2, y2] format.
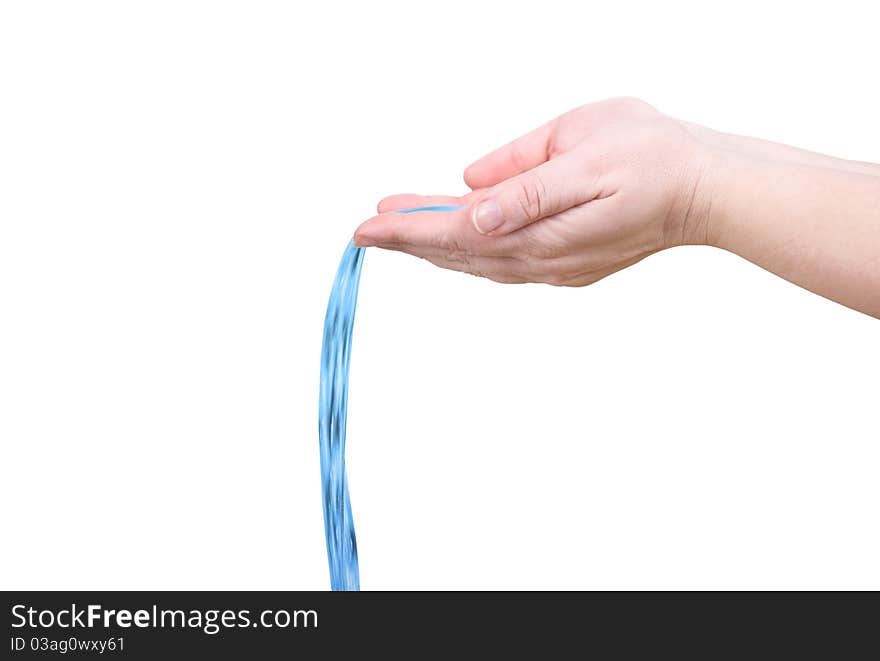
[354, 98, 880, 318]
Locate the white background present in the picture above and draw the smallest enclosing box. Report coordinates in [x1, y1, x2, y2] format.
[1, 1, 878, 590]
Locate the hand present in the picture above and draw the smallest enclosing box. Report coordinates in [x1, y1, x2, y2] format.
[354, 98, 714, 286]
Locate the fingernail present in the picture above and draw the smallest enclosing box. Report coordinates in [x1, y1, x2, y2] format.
[472, 199, 504, 234]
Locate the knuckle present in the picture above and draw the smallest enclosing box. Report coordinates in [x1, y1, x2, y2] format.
[607, 96, 651, 112]
[512, 175, 547, 223]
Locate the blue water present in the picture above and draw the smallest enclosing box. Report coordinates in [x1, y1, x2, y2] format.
[319, 205, 462, 591]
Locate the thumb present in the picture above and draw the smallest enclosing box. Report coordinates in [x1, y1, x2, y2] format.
[470, 153, 596, 236]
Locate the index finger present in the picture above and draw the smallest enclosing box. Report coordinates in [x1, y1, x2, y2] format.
[377, 193, 477, 214]
[463, 116, 560, 190]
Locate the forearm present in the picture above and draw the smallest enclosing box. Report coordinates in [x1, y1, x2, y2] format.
[708, 154, 880, 317]
[685, 121, 880, 177]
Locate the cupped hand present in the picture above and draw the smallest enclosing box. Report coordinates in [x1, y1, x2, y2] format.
[354, 98, 715, 286]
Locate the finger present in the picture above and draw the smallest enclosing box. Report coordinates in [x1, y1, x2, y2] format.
[463, 116, 560, 189]
[377, 193, 470, 214]
[354, 207, 520, 257]
[470, 151, 603, 236]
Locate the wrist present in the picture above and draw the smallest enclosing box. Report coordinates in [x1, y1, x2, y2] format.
[669, 143, 724, 248]
[686, 143, 769, 253]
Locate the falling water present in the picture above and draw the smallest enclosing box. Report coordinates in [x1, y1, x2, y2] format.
[319, 205, 462, 590]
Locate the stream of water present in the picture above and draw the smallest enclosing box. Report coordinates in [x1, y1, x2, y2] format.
[318, 205, 462, 590]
